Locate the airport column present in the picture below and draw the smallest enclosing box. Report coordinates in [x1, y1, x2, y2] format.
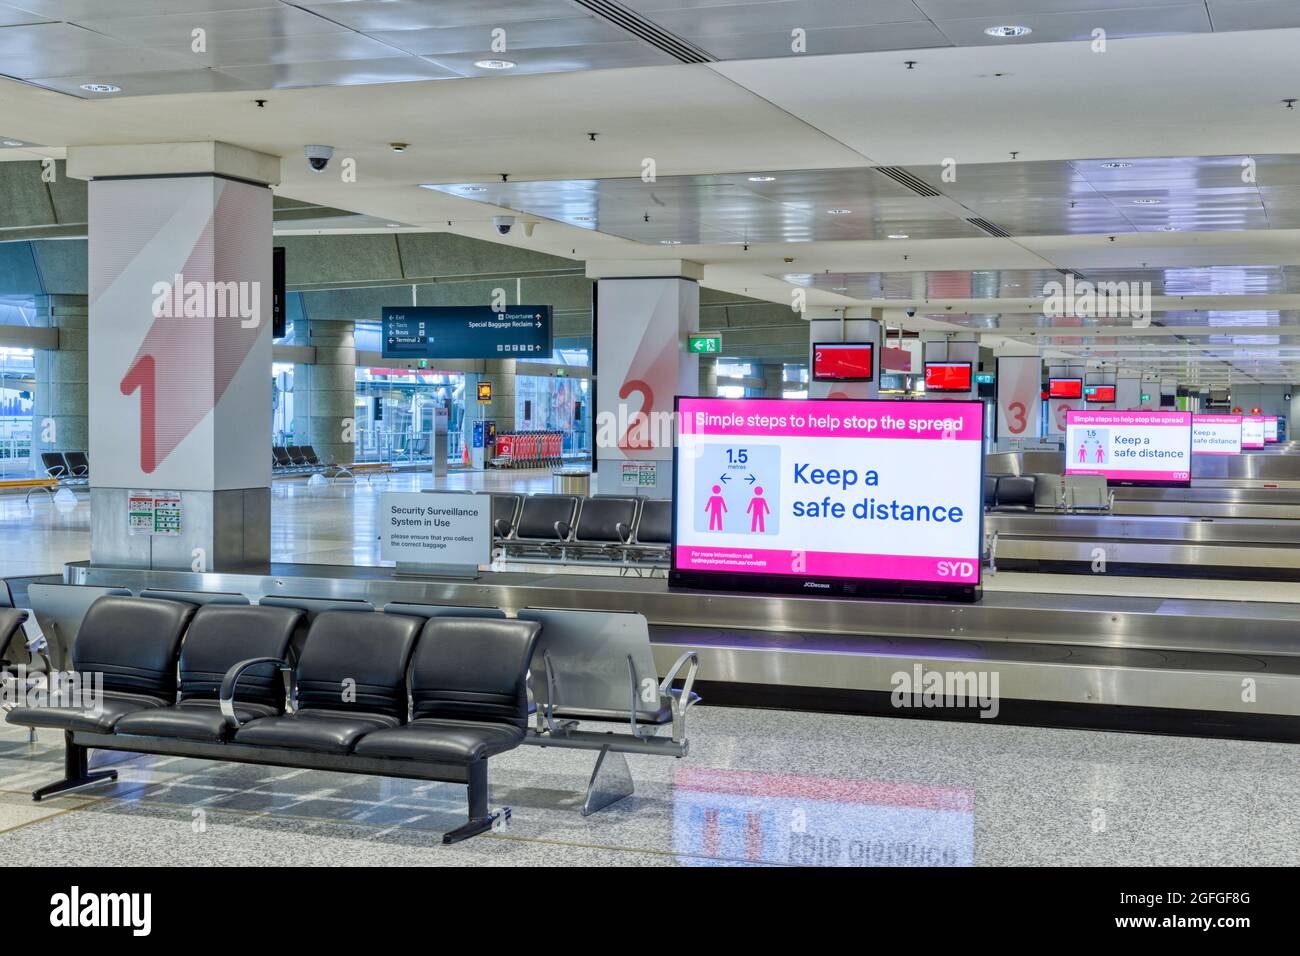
[68, 143, 278, 572]
[31, 294, 88, 471]
[588, 260, 701, 497]
[808, 308, 882, 399]
[297, 319, 356, 470]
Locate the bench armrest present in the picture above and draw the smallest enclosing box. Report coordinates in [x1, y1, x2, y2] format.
[494, 518, 513, 538]
[219, 657, 291, 730]
[615, 521, 633, 544]
[553, 520, 572, 540]
[659, 651, 700, 745]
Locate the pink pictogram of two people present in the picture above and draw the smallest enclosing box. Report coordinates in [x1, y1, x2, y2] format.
[705, 484, 769, 532]
[1077, 443, 1104, 463]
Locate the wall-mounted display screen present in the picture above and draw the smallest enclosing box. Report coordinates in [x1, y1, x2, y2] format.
[812, 343, 874, 382]
[1243, 416, 1266, 448]
[1265, 417, 1279, 442]
[923, 362, 972, 393]
[1065, 409, 1192, 486]
[1084, 385, 1116, 403]
[1192, 415, 1242, 455]
[1048, 378, 1084, 399]
[672, 396, 984, 602]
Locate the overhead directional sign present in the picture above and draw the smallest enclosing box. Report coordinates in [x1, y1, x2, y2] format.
[382, 306, 553, 360]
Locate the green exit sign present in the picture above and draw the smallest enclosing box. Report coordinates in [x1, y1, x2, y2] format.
[1141, 393, 1151, 401]
[688, 334, 722, 354]
[975, 372, 994, 384]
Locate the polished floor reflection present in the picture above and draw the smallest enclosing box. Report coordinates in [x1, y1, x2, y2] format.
[1, 708, 1295, 866]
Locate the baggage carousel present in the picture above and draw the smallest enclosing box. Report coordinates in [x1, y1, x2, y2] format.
[63, 561, 1300, 742]
[987, 511, 1300, 579]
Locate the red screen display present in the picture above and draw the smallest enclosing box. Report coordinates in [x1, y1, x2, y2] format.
[1085, 385, 1116, 403]
[813, 343, 874, 381]
[924, 362, 972, 392]
[1049, 378, 1083, 399]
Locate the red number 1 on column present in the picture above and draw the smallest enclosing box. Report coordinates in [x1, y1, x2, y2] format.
[120, 354, 157, 473]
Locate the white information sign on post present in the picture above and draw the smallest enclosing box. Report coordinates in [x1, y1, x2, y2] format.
[379, 492, 491, 575]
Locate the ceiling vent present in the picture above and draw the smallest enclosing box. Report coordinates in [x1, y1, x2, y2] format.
[573, 0, 716, 64]
[875, 166, 941, 197]
[966, 217, 1014, 238]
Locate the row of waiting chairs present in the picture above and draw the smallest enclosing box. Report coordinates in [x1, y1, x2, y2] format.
[272, 445, 329, 475]
[2, 589, 700, 828]
[983, 473, 1113, 514]
[491, 493, 670, 566]
[39, 451, 89, 484]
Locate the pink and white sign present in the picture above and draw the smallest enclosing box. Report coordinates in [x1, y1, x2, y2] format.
[1265, 416, 1279, 442]
[1065, 409, 1192, 484]
[673, 397, 984, 587]
[1243, 416, 1266, 449]
[1192, 415, 1243, 456]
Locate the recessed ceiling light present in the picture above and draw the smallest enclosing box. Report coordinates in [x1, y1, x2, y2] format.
[474, 59, 515, 70]
[1133, 198, 1162, 204]
[826, 208, 852, 215]
[887, 233, 909, 239]
[832, 287, 848, 292]
[984, 25, 1031, 38]
[785, 274, 812, 281]
[747, 175, 776, 182]
[460, 185, 488, 192]
[1101, 161, 1132, 169]
[79, 83, 121, 93]
[573, 216, 595, 222]
[386, 223, 401, 228]
[2, 140, 23, 147]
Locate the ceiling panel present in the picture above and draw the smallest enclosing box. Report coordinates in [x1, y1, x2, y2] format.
[299, 0, 589, 32]
[78, 7, 348, 46]
[690, 21, 953, 59]
[931, 6, 1214, 45]
[370, 18, 632, 55]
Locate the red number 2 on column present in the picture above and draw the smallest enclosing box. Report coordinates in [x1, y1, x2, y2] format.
[618, 379, 654, 450]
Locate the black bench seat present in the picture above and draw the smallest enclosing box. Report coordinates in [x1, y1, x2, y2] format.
[5, 597, 543, 843]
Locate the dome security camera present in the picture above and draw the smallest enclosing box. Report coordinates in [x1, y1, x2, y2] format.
[493, 215, 515, 236]
[304, 145, 334, 172]
[905, 307, 917, 317]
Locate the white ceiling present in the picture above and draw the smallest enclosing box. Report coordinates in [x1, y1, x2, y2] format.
[2, 14, 1300, 381]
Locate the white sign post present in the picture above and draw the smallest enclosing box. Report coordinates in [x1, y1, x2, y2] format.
[379, 492, 491, 577]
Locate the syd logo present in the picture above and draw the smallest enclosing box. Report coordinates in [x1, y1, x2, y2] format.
[936, 561, 975, 578]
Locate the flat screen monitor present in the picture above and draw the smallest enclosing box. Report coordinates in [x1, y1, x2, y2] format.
[1084, 385, 1116, 403]
[923, 362, 972, 393]
[1242, 416, 1266, 448]
[1265, 417, 1279, 442]
[812, 343, 874, 382]
[1049, 378, 1084, 399]
[672, 396, 985, 602]
[1065, 409, 1192, 486]
[1192, 415, 1242, 456]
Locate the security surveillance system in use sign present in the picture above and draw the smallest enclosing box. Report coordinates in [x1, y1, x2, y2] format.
[671, 396, 984, 602]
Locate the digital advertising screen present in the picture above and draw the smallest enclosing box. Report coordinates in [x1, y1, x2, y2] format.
[1242, 416, 1266, 449]
[1265, 416, 1279, 442]
[1065, 409, 1192, 486]
[1084, 385, 1116, 403]
[672, 396, 984, 602]
[812, 342, 874, 382]
[1192, 415, 1242, 456]
[1048, 378, 1083, 399]
[923, 362, 972, 393]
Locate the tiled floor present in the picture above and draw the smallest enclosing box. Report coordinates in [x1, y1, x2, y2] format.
[5, 470, 1300, 602]
[2, 709, 1296, 866]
